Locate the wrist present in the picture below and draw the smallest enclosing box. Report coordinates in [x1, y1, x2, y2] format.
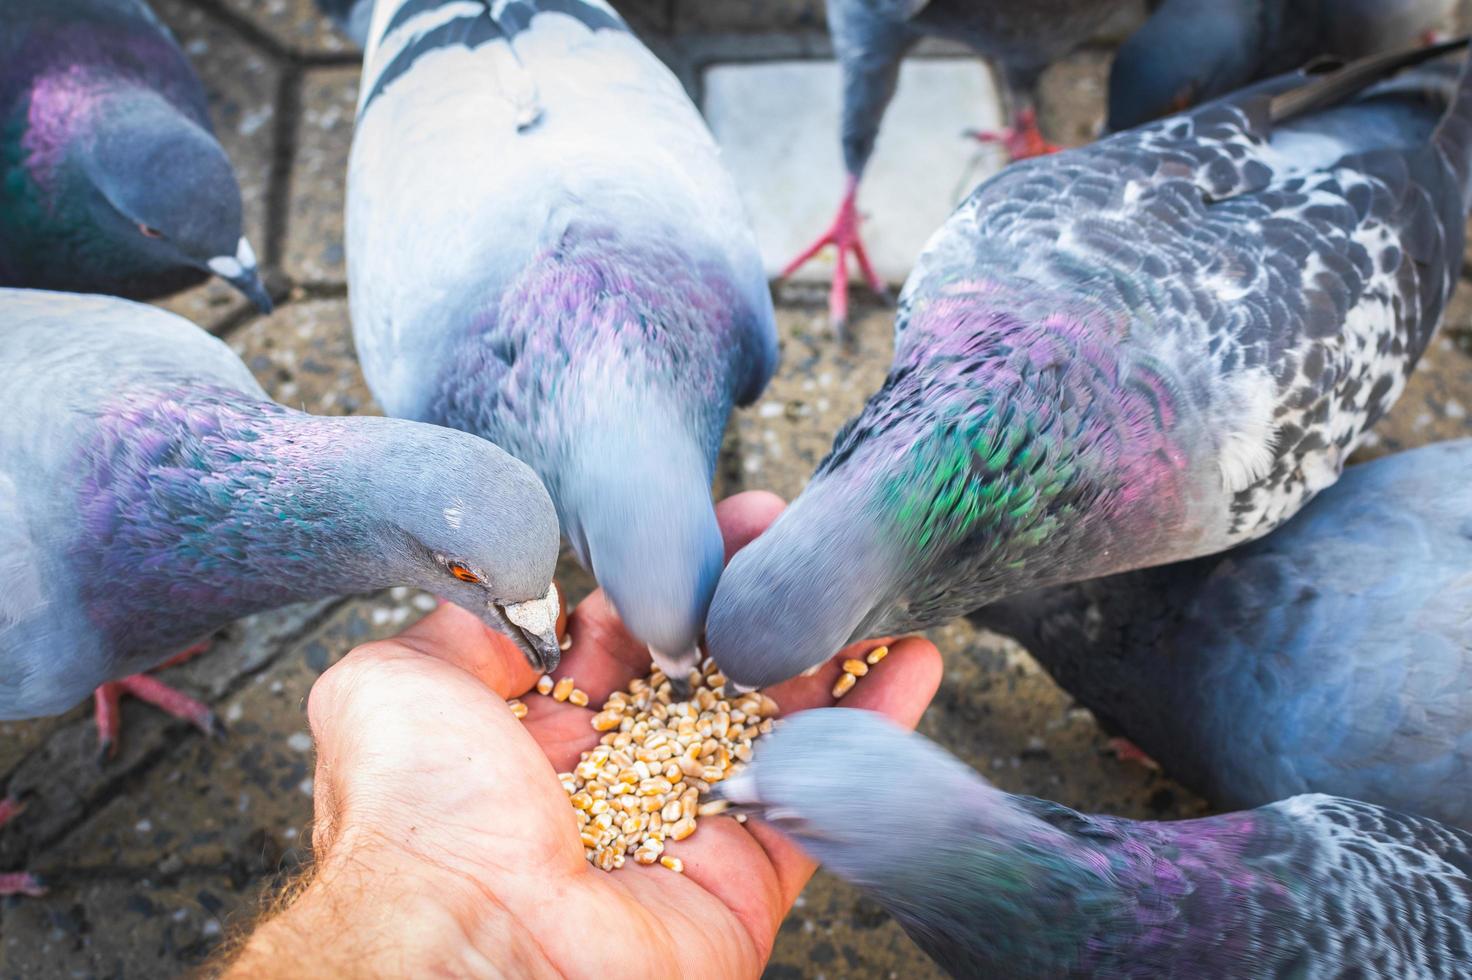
[223, 834, 553, 978]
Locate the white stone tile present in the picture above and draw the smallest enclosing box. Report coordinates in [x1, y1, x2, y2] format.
[702, 57, 1005, 285]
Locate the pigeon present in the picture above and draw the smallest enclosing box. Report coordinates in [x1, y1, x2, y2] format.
[0, 289, 562, 761]
[783, 0, 1137, 329]
[709, 42, 1472, 690]
[0, 0, 271, 311]
[347, 0, 778, 685]
[1110, 0, 1457, 131]
[719, 708, 1472, 979]
[969, 438, 1472, 829]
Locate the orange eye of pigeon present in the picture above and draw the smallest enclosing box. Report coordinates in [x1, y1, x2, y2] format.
[448, 563, 481, 584]
[138, 223, 163, 239]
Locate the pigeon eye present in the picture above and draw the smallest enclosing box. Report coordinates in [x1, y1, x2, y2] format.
[448, 562, 481, 584]
[138, 223, 163, 239]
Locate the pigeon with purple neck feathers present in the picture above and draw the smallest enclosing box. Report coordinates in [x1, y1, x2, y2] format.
[347, 0, 778, 685]
[0, 0, 271, 311]
[710, 43, 1472, 690]
[719, 709, 1472, 979]
[970, 438, 1472, 829]
[783, 0, 1136, 329]
[0, 289, 562, 757]
[1110, 0, 1456, 131]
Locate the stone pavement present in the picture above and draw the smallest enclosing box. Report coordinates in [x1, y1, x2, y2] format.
[4, 2, 1472, 977]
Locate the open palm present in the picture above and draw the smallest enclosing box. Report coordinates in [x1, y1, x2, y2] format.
[294, 492, 943, 978]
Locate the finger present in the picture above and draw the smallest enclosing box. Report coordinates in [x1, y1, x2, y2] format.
[714, 490, 786, 561]
[390, 601, 548, 698]
[760, 636, 897, 716]
[745, 636, 943, 909]
[544, 590, 652, 706]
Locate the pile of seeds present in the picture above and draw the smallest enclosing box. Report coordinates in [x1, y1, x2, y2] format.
[549, 657, 779, 873]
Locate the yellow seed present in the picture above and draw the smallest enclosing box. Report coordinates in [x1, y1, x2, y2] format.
[569, 688, 590, 707]
[842, 659, 869, 677]
[536, 674, 555, 696]
[552, 677, 576, 702]
[507, 698, 529, 719]
[670, 818, 697, 841]
[592, 709, 623, 732]
[559, 633, 573, 651]
[697, 799, 729, 817]
[570, 792, 592, 811]
[832, 673, 857, 699]
[660, 856, 684, 874]
[866, 645, 889, 665]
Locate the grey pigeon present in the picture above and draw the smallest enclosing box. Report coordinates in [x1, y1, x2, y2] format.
[709, 44, 1472, 690]
[0, 0, 272, 311]
[0, 288, 561, 749]
[970, 438, 1472, 829]
[720, 708, 1472, 979]
[1110, 0, 1456, 130]
[783, 0, 1136, 328]
[347, 0, 778, 685]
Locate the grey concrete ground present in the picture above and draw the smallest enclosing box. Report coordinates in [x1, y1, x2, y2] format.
[4, 1, 1472, 977]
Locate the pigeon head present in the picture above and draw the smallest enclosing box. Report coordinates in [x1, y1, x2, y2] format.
[342, 416, 564, 669]
[1107, 0, 1252, 131]
[558, 397, 724, 684]
[716, 709, 1003, 882]
[77, 90, 270, 310]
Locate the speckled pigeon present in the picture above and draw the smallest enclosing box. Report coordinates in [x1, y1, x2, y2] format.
[784, 0, 1136, 329]
[709, 43, 1472, 689]
[347, 0, 778, 684]
[970, 438, 1472, 829]
[1110, 0, 1456, 131]
[719, 709, 1472, 979]
[0, 289, 562, 764]
[0, 0, 271, 310]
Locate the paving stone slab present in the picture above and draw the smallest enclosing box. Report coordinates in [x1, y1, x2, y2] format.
[151, 0, 282, 331]
[229, 297, 377, 415]
[703, 57, 1004, 286]
[214, 0, 359, 57]
[284, 68, 360, 286]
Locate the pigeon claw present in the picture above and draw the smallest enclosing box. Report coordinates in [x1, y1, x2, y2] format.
[0, 872, 45, 898]
[93, 668, 220, 761]
[779, 174, 888, 335]
[967, 108, 1061, 161]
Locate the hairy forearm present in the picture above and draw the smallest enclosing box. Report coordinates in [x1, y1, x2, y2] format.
[215, 848, 555, 979]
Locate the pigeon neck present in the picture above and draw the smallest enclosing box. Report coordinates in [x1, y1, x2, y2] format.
[75, 388, 421, 655]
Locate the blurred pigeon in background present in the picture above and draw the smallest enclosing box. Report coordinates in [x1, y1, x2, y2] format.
[784, 0, 1136, 329]
[709, 43, 1472, 689]
[1110, 0, 1456, 130]
[972, 438, 1472, 829]
[348, 0, 778, 685]
[0, 289, 561, 770]
[721, 709, 1472, 979]
[0, 0, 272, 311]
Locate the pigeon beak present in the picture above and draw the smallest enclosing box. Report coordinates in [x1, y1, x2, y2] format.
[708, 770, 764, 817]
[207, 237, 273, 314]
[648, 645, 701, 698]
[494, 582, 562, 673]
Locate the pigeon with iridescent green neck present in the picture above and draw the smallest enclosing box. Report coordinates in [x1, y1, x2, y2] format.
[0, 0, 271, 310]
[710, 43, 1472, 688]
[720, 709, 1472, 979]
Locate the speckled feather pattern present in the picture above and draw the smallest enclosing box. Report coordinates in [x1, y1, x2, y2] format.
[742, 711, 1472, 979]
[846, 69, 1465, 628]
[708, 59, 1472, 687]
[972, 438, 1472, 828]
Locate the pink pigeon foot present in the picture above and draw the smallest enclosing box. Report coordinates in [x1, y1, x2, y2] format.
[968, 108, 1061, 161]
[93, 641, 221, 760]
[780, 175, 887, 332]
[1107, 736, 1162, 772]
[0, 798, 44, 897]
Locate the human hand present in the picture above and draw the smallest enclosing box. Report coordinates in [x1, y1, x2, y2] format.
[223, 491, 943, 978]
